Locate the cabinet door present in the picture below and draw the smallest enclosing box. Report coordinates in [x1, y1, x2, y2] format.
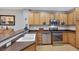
[76, 20, 79, 48]
[68, 10, 77, 25]
[75, 8, 79, 20]
[45, 13, 50, 24]
[34, 12, 40, 25]
[68, 13, 73, 25]
[55, 12, 60, 20]
[63, 32, 68, 43]
[73, 11, 76, 24]
[40, 12, 46, 25]
[61, 13, 67, 24]
[29, 12, 34, 25]
[59, 13, 67, 24]
[50, 13, 54, 19]
[68, 32, 76, 46]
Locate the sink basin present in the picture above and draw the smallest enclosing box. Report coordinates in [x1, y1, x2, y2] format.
[16, 34, 36, 42]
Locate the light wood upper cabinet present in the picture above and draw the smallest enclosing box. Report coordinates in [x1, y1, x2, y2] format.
[40, 12, 55, 25]
[40, 12, 45, 25]
[29, 11, 67, 25]
[55, 12, 60, 20]
[29, 12, 34, 25]
[68, 9, 77, 25]
[29, 12, 40, 25]
[50, 13, 54, 19]
[40, 12, 49, 25]
[73, 11, 76, 24]
[34, 12, 40, 25]
[68, 12, 73, 25]
[60, 13, 67, 24]
[75, 8, 79, 20]
[54, 12, 67, 24]
[45, 13, 50, 24]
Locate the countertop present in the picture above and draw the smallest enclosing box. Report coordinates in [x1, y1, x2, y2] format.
[29, 25, 76, 31]
[0, 29, 25, 43]
[3, 41, 35, 51]
[0, 30, 36, 51]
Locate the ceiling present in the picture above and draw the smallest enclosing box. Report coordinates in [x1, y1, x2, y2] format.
[0, 7, 75, 11]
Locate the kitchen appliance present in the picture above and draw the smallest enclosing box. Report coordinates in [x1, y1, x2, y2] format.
[49, 19, 60, 31]
[50, 19, 60, 26]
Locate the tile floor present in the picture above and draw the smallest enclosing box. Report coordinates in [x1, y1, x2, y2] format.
[36, 44, 78, 51]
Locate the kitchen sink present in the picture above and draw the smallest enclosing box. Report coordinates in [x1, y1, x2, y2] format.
[16, 34, 36, 42]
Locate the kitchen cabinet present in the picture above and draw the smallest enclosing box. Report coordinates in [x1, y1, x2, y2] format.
[60, 13, 67, 24]
[34, 12, 40, 25]
[63, 32, 68, 43]
[29, 12, 34, 25]
[23, 43, 36, 51]
[75, 8, 79, 20]
[68, 32, 76, 47]
[29, 11, 67, 25]
[36, 28, 43, 45]
[29, 12, 40, 25]
[55, 12, 60, 20]
[50, 13, 54, 20]
[76, 20, 79, 48]
[68, 12, 73, 25]
[73, 11, 76, 24]
[45, 13, 51, 24]
[68, 9, 77, 25]
[40, 12, 54, 25]
[40, 12, 47, 25]
[55, 12, 67, 24]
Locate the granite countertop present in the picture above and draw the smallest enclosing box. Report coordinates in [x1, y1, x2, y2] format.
[0, 30, 36, 51]
[29, 25, 76, 31]
[0, 29, 25, 43]
[3, 41, 35, 51]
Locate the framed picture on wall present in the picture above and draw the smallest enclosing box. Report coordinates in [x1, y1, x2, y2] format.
[0, 15, 15, 26]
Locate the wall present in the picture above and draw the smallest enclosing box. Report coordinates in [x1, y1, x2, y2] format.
[0, 9, 29, 31]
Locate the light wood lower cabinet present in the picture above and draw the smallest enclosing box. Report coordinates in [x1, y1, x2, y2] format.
[76, 20, 79, 48]
[76, 37, 79, 48]
[68, 32, 76, 47]
[23, 44, 36, 51]
[63, 32, 68, 43]
[36, 29, 43, 45]
[36, 33, 42, 45]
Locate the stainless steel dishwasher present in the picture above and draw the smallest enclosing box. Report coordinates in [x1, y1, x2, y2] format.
[42, 31, 51, 44]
